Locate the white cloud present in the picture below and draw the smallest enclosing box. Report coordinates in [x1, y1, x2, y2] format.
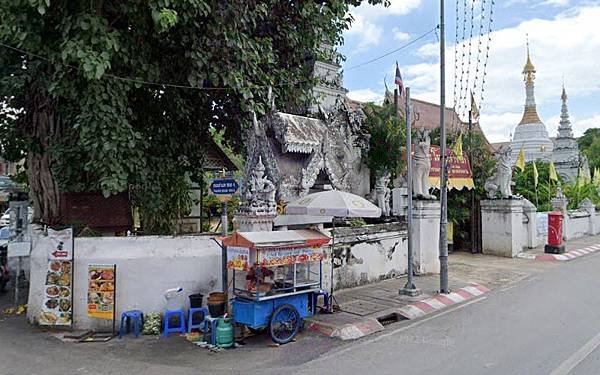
[569, 114, 600, 137]
[397, 6, 600, 142]
[347, 89, 384, 104]
[345, 13, 383, 51]
[345, 1, 422, 51]
[543, 0, 569, 6]
[392, 28, 411, 42]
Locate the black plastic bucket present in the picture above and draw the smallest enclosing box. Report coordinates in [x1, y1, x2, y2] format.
[189, 293, 204, 308]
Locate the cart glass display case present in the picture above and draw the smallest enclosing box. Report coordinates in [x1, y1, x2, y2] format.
[222, 229, 330, 344]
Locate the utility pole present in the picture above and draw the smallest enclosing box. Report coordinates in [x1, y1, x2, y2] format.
[400, 87, 420, 296]
[468, 109, 476, 253]
[439, 0, 450, 294]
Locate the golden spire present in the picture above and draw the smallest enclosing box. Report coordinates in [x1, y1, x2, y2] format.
[518, 36, 542, 125]
[522, 35, 536, 84]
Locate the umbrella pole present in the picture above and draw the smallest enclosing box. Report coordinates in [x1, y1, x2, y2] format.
[329, 219, 336, 313]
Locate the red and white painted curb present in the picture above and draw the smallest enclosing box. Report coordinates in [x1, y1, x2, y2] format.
[396, 283, 490, 320]
[519, 244, 600, 262]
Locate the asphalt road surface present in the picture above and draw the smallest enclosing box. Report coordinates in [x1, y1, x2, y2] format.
[292, 251, 600, 375]
[2, 251, 599, 375]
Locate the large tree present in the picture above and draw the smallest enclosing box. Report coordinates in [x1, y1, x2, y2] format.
[0, 0, 383, 230]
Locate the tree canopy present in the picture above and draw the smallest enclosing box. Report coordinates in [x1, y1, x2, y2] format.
[0, 0, 383, 231]
[578, 127, 600, 172]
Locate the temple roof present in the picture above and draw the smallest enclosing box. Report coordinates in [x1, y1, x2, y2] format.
[270, 112, 326, 154]
[347, 97, 493, 150]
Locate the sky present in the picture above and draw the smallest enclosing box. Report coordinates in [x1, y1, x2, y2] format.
[339, 0, 600, 143]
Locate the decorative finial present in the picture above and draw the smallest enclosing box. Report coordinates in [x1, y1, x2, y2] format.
[523, 36, 536, 78]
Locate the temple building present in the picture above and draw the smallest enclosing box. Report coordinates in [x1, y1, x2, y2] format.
[506, 45, 585, 181]
[510, 46, 554, 162]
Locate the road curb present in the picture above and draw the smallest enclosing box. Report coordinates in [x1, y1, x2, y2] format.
[307, 317, 384, 341]
[396, 283, 490, 320]
[306, 283, 490, 340]
[519, 244, 600, 262]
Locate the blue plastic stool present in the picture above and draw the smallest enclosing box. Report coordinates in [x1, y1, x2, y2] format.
[119, 310, 144, 339]
[187, 307, 208, 333]
[163, 309, 186, 337]
[203, 315, 219, 345]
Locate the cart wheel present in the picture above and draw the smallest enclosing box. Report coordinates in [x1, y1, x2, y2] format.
[269, 304, 300, 344]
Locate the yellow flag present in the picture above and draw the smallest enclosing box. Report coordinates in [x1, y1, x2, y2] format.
[453, 132, 464, 162]
[594, 167, 600, 185]
[577, 167, 583, 187]
[549, 160, 558, 182]
[533, 161, 539, 187]
[584, 166, 592, 183]
[515, 146, 526, 172]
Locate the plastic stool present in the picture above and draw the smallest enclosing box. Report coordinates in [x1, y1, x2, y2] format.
[187, 307, 208, 333]
[203, 316, 219, 345]
[313, 290, 330, 314]
[163, 309, 186, 337]
[119, 310, 144, 339]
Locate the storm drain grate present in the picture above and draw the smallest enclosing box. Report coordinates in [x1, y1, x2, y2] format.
[377, 313, 405, 326]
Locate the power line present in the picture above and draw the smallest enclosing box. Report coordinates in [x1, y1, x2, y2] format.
[1, 42, 299, 92]
[344, 25, 440, 71]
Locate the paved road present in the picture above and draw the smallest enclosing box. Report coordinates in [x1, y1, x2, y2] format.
[292, 251, 600, 375]
[1, 250, 599, 375]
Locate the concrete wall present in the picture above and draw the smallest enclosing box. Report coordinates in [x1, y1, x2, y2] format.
[322, 223, 410, 291]
[27, 231, 222, 330]
[565, 211, 590, 240]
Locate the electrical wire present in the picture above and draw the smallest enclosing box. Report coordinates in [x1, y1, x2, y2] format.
[344, 25, 439, 71]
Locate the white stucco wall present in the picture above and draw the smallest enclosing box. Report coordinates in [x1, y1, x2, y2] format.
[321, 226, 410, 291]
[566, 212, 590, 240]
[27, 232, 222, 330]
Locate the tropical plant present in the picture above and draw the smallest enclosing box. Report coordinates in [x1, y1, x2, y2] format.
[361, 101, 407, 182]
[0, 0, 384, 232]
[562, 179, 600, 210]
[513, 161, 560, 212]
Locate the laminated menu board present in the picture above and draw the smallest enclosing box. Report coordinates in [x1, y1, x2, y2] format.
[87, 265, 116, 320]
[38, 228, 74, 326]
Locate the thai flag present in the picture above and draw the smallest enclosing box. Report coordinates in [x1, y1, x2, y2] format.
[395, 61, 404, 97]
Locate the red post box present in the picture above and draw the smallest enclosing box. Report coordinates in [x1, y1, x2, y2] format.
[545, 211, 565, 254]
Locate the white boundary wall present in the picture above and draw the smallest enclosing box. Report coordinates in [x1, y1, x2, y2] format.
[27, 230, 222, 330]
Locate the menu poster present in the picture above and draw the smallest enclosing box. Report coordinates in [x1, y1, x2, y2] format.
[39, 227, 74, 326]
[227, 246, 250, 270]
[87, 265, 116, 320]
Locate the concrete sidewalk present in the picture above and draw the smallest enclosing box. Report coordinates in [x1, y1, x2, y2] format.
[517, 234, 600, 261]
[307, 251, 553, 340]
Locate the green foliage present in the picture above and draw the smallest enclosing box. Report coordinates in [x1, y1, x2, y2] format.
[578, 128, 600, 171]
[562, 180, 600, 210]
[1, 0, 383, 230]
[361, 101, 406, 179]
[513, 161, 559, 212]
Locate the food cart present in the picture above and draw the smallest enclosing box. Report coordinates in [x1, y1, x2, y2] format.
[222, 229, 330, 344]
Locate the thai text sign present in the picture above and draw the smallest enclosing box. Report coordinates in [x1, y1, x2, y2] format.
[426, 146, 474, 190]
[227, 246, 250, 270]
[47, 228, 74, 260]
[87, 265, 116, 320]
[257, 246, 323, 267]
